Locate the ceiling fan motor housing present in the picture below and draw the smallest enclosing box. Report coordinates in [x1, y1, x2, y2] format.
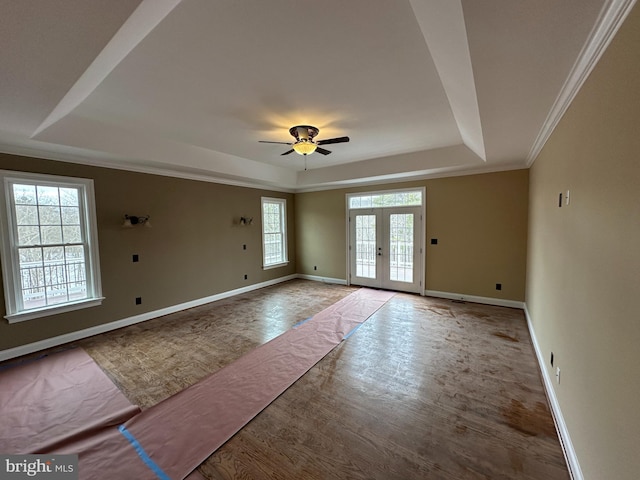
[290, 125, 319, 141]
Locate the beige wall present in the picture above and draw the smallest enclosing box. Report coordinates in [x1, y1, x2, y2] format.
[526, 4, 640, 479]
[0, 153, 296, 351]
[0, 155, 529, 352]
[296, 169, 529, 301]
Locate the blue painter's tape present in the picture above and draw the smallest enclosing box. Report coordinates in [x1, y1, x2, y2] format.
[343, 323, 363, 340]
[118, 425, 171, 480]
[293, 316, 312, 328]
[0, 346, 76, 372]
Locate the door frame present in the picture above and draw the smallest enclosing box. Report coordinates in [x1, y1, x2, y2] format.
[345, 187, 425, 295]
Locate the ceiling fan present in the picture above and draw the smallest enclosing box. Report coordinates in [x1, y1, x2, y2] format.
[259, 125, 349, 156]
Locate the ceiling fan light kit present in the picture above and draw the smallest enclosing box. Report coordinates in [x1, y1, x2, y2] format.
[292, 140, 317, 156]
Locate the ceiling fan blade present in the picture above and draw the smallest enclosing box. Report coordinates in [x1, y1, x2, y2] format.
[259, 140, 293, 145]
[281, 149, 295, 156]
[315, 147, 332, 155]
[316, 136, 349, 146]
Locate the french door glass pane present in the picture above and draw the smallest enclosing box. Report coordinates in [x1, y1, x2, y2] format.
[355, 215, 376, 278]
[389, 213, 413, 283]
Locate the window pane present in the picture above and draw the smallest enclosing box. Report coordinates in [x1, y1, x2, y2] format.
[37, 186, 60, 205]
[18, 244, 88, 310]
[19, 247, 44, 309]
[61, 206, 80, 225]
[38, 205, 61, 225]
[264, 233, 283, 264]
[59, 188, 79, 207]
[65, 245, 87, 299]
[46, 284, 68, 305]
[349, 190, 422, 208]
[43, 246, 64, 262]
[21, 275, 45, 309]
[17, 226, 40, 246]
[19, 247, 43, 265]
[263, 205, 280, 234]
[355, 215, 376, 278]
[389, 213, 414, 283]
[65, 245, 85, 260]
[15, 205, 38, 225]
[43, 246, 66, 305]
[63, 226, 82, 243]
[13, 184, 36, 205]
[40, 225, 63, 244]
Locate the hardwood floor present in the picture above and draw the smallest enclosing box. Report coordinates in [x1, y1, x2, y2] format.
[78, 279, 568, 479]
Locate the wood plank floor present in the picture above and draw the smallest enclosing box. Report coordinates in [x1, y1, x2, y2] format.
[59, 280, 568, 478]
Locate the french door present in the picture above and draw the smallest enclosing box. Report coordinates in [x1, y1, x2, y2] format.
[349, 206, 422, 293]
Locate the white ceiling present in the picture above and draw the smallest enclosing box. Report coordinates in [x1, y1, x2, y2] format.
[0, 0, 634, 191]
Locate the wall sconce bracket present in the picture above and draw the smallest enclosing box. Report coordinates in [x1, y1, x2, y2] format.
[123, 214, 151, 228]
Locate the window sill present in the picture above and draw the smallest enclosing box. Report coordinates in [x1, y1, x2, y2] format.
[4, 297, 105, 324]
[263, 261, 289, 270]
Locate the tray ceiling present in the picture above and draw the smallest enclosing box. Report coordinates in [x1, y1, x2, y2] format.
[0, 0, 633, 191]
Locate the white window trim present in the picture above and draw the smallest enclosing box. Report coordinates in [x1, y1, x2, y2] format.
[0, 170, 104, 323]
[261, 196, 288, 269]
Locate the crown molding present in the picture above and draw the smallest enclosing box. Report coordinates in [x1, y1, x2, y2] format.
[527, 0, 637, 166]
[0, 143, 296, 193]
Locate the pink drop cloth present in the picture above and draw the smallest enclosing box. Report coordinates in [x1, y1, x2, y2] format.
[0, 348, 140, 454]
[6, 288, 394, 479]
[123, 288, 395, 479]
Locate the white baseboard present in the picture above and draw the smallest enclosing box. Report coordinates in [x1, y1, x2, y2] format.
[425, 290, 525, 309]
[0, 279, 522, 362]
[0, 274, 298, 363]
[524, 304, 583, 480]
[296, 274, 347, 285]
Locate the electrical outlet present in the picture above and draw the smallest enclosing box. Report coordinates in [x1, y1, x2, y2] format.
[135, 297, 142, 305]
[314, 266, 317, 270]
[244, 274, 248, 280]
[132, 254, 139, 263]
[556, 367, 561, 384]
[243, 244, 246, 250]
[496, 283, 502, 291]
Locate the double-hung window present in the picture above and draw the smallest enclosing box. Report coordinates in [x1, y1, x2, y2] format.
[0, 171, 103, 323]
[261, 197, 288, 268]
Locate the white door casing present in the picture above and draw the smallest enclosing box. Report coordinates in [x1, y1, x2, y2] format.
[349, 206, 422, 293]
